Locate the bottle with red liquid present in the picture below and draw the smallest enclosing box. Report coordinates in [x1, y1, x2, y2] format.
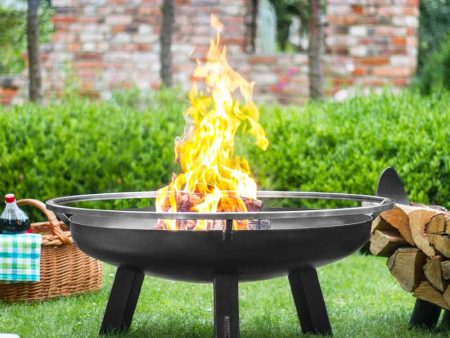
[0, 194, 30, 234]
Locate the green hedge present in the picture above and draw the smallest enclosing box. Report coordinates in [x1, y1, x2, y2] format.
[1, 90, 450, 217]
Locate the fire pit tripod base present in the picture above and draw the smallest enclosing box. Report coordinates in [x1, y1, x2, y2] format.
[99, 265, 332, 337]
[100, 266, 144, 334]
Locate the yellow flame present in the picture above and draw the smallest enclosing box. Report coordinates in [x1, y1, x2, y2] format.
[156, 15, 268, 230]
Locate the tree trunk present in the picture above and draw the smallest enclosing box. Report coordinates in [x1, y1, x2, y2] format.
[160, 0, 175, 87]
[308, 0, 324, 100]
[27, 0, 42, 102]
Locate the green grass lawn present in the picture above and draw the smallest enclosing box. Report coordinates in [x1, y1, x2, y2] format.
[1, 254, 448, 337]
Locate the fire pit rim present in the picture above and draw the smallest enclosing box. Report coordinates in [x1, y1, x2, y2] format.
[46, 191, 394, 220]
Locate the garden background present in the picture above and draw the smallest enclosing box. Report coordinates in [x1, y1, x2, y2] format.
[1, 0, 450, 337]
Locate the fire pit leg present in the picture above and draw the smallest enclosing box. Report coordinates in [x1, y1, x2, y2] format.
[214, 273, 239, 338]
[288, 268, 332, 335]
[409, 299, 441, 329]
[100, 266, 144, 335]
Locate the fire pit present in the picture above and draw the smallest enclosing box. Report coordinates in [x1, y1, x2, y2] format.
[46, 15, 394, 337]
[46, 191, 393, 336]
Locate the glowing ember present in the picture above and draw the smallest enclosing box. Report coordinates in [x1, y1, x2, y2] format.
[156, 15, 268, 231]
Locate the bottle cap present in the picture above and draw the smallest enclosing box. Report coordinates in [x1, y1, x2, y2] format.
[5, 194, 16, 203]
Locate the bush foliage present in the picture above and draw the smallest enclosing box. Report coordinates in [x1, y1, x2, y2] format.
[418, 0, 450, 71]
[1, 90, 449, 217]
[415, 34, 450, 95]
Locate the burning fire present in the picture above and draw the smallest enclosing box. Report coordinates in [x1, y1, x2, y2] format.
[155, 15, 268, 231]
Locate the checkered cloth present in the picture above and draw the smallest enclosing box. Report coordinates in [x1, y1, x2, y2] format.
[0, 234, 41, 282]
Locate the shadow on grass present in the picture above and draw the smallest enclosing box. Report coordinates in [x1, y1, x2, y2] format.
[96, 300, 450, 338]
[100, 313, 303, 338]
[102, 308, 450, 338]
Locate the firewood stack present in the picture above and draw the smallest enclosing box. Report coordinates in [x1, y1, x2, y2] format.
[370, 203, 450, 310]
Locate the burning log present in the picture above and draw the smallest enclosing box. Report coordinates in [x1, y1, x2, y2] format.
[370, 203, 450, 310]
[155, 192, 266, 231]
[154, 15, 269, 234]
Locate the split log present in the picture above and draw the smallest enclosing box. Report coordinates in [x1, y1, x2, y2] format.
[408, 208, 439, 257]
[380, 206, 414, 245]
[413, 281, 450, 310]
[424, 256, 447, 292]
[371, 215, 394, 233]
[370, 230, 408, 257]
[429, 234, 450, 258]
[446, 215, 450, 235]
[444, 286, 450, 306]
[446, 214, 450, 235]
[428, 214, 447, 234]
[442, 261, 450, 280]
[387, 247, 426, 292]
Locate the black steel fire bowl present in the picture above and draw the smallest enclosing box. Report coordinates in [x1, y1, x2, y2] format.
[47, 191, 394, 337]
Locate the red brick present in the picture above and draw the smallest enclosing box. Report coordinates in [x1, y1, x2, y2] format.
[282, 86, 306, 95]
[352, 68, 366, 76]
[355, 16, 377, 25]
[136, 44, 151, 51]
[392, 37, 407, 46]
[221, 37, 244, 46]
[139, 6, 161, 16]
[406, 0, 419, 6]
[351, 5, 364, 15]
[112, 25, 125, 33]
[68, 43, 81, 52]
[79, 17, 97, 24]
[51, 16, 77, 24]
[329, 47, 349, 55]
[406, 27, 416, 36]
[360, 79, 386, 87]
[358, 38, 373, 45]
[76, 53, 103, 60]
[372, 66, 413, 77]
[333, 78, 353, 86]
[358, 57, 389, 65]
[222, 17, 245, 25]
[327, 15, 359, 25]
[121, 44, 138, 52]
[74, 61, 104, 69]
[0, 88, 18, 106]
[270, 84, 282, 94]
[403, 7, 419, 16]
[392, 78, 409, 86]
[248, 56, 277, 64]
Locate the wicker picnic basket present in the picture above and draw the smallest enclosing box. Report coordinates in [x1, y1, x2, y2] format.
[0, 199, 102, 302]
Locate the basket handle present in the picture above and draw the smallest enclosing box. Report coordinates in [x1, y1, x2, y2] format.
[17, 199, 72, 245]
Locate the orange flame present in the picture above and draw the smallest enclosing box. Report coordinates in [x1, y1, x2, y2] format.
[156, 15, 268, 230]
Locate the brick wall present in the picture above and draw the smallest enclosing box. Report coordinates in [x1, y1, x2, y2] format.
[0, 76, 22, 106]
[39, 0, 419, 103]
[326, 0, 418, 94]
